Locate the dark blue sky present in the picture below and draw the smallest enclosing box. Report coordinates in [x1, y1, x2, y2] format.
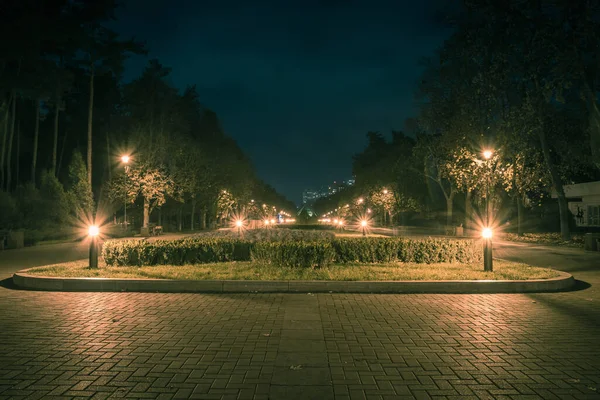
[114, 0, 452, 204]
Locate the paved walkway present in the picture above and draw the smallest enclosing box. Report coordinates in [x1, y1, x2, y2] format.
[0, 241, 599, 399]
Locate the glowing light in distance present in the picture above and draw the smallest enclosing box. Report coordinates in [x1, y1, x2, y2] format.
[483, 150, 493, 159]
[88, 225, 100, 237]
[121, 155, 130, 163]
[367, 208, 372, 214]
[236, 220, 243, 227]
[338, 220, 344, 226]
[482, 228, 493, 239]
[383, 189, 388, 194]
[333, 219, 338, 224]
[361, 220, 368, 227]
[264, 220, 270, 225]
[270, 219, 276, 224]
[357, 198, 364, 204]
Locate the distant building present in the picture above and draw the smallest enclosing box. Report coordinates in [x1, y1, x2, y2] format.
[552, 181, 600, 227]
[302, 177, 355, 204]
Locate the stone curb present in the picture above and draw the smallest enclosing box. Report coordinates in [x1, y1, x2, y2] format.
[12, 269, 575, 294]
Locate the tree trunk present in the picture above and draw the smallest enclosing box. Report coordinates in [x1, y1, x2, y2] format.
[143, 197, 150, 228]
[464, 190, 472, 234]
[158, 208, 162, 226]
[178, 206, 183, 231]
[106, 131, 112, 181]
[0, 96, 9, 189]
[517, 195, 525, 236]
[538, 124, 570, 240]
[201, 207, 207, 230]
[446, 191, 454, 228]
[15, 119, 20, 186]
[5, 90, 16, 191]
[52, 93, 60, 176]
[57, 128, 68, 177]
[87, 66, 94, 187]
[190, 198, 196, 231]
[31, 98, 40, 183]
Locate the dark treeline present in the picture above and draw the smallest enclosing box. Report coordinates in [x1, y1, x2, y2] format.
[0, 0, 295, 242]
[314, 0, 600, 239]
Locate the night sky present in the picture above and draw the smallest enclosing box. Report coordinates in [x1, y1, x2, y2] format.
[114, 0, 452, 204]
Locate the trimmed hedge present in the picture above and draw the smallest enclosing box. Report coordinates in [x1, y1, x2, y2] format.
[252, 241, 336, 269]
[102, 236, 482, 267]
[102, 238, 252, 266]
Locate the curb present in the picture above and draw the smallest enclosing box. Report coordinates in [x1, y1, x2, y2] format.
[12, 270, 575, 294]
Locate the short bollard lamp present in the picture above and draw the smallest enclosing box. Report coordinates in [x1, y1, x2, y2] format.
[88, 225, 100, 269]
[361, 220, 368, 236]
[482, 227, 493, 272]
[235, 219, 243, 236]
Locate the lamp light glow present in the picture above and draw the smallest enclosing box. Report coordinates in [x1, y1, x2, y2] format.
[482, 227, 493, 239]
[88, 225, 100, 237]
[483, 150, 493, 159]
[121, 155, 130, 164]
[236, 220, 243, 228]
[361, 220, 368, 227]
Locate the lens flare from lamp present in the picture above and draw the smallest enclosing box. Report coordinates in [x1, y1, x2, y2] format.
[121, 155, 130, 163]
[264, 220, 269, 225]
[483, 150, 493, 159]
[361, 220, 368, 227]
[338, 220, 344, 226]
[482, 228, 493, 239]
[236, 220, 243, 228]
[88, 225, 100, 237]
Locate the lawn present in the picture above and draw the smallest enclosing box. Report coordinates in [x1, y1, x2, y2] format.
[25, 259, 560, 281]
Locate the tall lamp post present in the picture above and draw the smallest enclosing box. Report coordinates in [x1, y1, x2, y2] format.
[121, 155, 130, 231]
[482, 227, 493, 271]
[88, 225, 100, 269]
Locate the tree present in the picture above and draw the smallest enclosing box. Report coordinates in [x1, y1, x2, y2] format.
[66, 150, 94, 218]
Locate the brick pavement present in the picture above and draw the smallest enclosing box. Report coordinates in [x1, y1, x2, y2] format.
[0, 287, 599, 400]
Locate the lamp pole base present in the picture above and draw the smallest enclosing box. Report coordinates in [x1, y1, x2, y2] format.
[484, 238, 493, 272]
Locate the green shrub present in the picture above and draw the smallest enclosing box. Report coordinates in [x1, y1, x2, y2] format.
[399, 238, 481, 264]
[332, 237, 481, 264]
[102, 234, 482, 267]
[251, 241, 336, 269]
[102, 237, 253, 266]
[332, 238, 401, 263]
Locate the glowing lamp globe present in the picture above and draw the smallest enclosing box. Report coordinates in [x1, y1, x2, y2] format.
[236, 220, 243, 228]
[361, 220, 368, 227]
[88, 225, 100, 237]
[338, 220, 344, 226]
[483, 150, 493, 159]
[264, 220, 270, 225]
[121, 155, 130, 163]
[482, 228, 493, 239]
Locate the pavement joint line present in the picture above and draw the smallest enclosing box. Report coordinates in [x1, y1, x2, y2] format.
[12, 269, 575, 294]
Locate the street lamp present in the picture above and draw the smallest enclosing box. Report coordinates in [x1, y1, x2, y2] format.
[482, 149, 494, 231]
[88, 225, 100, 269]
[483, 149, 493, 160]
[482, 227, 493, 271]
[361, 219, 368, 236]
[235, 219, 243, 236]
[121, 155, 131, 231]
